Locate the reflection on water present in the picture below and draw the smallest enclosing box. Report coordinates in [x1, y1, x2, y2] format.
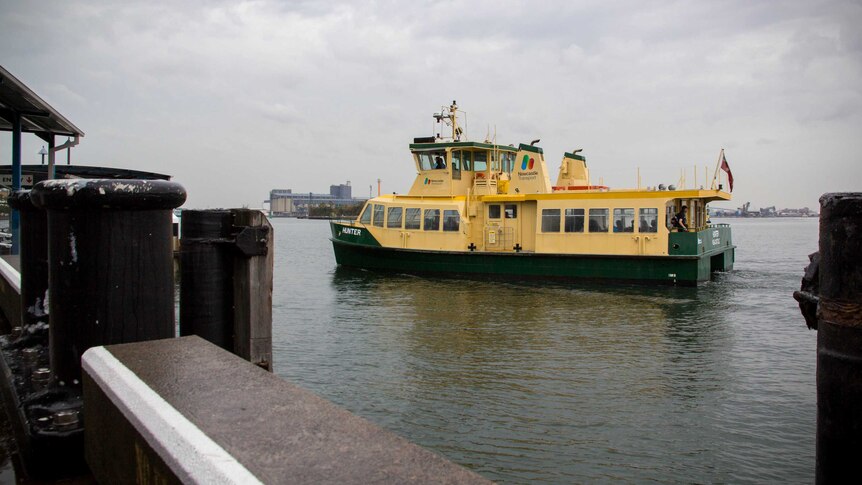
[273, 217, 817, 483]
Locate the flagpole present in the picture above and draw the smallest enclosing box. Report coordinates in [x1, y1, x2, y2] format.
[710, 148, 724, 189]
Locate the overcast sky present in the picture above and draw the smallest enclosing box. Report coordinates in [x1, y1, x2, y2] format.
[1, 0, 860, 210]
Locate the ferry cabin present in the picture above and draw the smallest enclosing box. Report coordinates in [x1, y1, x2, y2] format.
[332, 140, 734, 284]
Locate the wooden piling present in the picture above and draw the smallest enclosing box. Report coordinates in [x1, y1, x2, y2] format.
[6, 190, 48, 327]
[179, 210, 234, 349]
[231, 209, 273, 371]
[814, 193, 862, 484]
[31, 179, 186, 384]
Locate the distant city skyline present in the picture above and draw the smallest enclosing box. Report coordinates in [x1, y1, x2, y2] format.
[1, 0, 859, 210]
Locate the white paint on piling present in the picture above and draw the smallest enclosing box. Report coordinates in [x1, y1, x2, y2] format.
[69, 231, 78, 263]
[82, 347, 263, 485]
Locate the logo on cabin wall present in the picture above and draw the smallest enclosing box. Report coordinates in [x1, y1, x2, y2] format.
[521, 155, 535, 170]
[423, 178, 443, 185]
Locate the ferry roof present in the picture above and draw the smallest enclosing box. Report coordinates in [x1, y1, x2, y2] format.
[409, 141, 519, 152]
[482, 188, 732, 202]
[0, 65, 85, 138]
[374, 188, 730, 203]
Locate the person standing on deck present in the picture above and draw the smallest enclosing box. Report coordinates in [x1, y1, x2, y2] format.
[673, 205, 688, 231]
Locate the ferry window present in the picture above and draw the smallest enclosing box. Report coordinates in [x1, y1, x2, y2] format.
[432, 151, 446, 169]
[501, 152, 515, 173]
[359, 205, 372, 224]
[541, 209, 561, 232]
[424, 209, 440, 231]
[443, 210, 460, 231]
[451, 151, 461, 180]
[473, 151, 488, 172]
[417, 153, 434, 171]
[565, 208, 585, 232]
[639, 208, 658, 233]
[387, 207, 403, 228]
[461, 150, 472, 171]
[613, 208, 635, 232]
[488, 204, 501, 219]
[589, 208, 608, 232]
[405, 208, 421, 229]
[373, 205, 385, 227]
[489, 151, 499, 172]
[505, 204, 518, 219]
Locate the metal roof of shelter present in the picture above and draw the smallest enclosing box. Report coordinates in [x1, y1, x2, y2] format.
[0, 65, 85, 139]
[0, 164, 172, 183]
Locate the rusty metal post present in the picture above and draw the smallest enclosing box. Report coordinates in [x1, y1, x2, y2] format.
[31, 179, 186, 384]
[813, 193, 862, 484]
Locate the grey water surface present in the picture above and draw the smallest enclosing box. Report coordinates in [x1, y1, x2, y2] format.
[271, 217, 818, 484]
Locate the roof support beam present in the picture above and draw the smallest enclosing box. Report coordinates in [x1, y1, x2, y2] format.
[11, 111, 21, 254]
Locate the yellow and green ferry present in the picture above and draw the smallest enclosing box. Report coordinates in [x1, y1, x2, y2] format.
[330, 102, 735, 285]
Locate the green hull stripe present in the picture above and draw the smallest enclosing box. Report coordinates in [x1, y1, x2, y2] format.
[331, 239, 734, 285]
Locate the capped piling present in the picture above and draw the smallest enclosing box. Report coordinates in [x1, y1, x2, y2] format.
[31, 179, 186, 384]
[810, 193, 862, 483]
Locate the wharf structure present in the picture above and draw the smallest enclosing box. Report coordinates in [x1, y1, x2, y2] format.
[268, 181, 367, 217]
[0, 65, 489, 483]
[0, 65, 85, 253]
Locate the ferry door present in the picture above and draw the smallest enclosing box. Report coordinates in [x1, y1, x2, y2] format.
[500, 203, 521, 252]
[502, 202, 529, 252]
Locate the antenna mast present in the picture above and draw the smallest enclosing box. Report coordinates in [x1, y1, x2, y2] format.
[433, 100, 464, 141]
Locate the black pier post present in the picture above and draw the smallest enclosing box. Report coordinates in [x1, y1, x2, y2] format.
[31, 179, 186, 384]
[7, 190, 49, 328]
[814, 193, 862, 484]
[179, 209, 273, 370]
[179, 210, 234, 349]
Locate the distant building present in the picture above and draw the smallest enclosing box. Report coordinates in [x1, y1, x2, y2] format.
[330, 183, 351, 200]
[268, 181, 365, 216]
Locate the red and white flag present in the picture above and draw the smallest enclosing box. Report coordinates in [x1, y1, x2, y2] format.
[720, 151, 734, 192]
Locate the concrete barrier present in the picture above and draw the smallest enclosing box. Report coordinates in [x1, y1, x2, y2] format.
[83, 336, 490, 484]
[0, 256, 21, 331]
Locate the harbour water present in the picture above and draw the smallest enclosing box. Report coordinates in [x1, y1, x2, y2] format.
[274, 216, 816, 483]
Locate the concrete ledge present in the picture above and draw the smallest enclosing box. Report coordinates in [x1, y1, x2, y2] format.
[0, 256, 21, 331]
[82, 336, 490, 484]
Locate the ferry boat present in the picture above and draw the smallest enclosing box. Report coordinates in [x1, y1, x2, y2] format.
[330, 102, 735, 285]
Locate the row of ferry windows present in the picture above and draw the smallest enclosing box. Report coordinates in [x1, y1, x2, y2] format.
[417, 150, 517, 173]
[360, 205, 460, 231]
[540, 208, 660, 233]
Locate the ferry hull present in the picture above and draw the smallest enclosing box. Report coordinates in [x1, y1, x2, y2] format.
[331, 238, 734, 286]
